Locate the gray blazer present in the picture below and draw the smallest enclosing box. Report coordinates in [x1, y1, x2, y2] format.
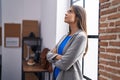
[47, 30, 87, 80]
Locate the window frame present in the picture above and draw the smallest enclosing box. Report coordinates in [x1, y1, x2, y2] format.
[71, 0, 99, 80]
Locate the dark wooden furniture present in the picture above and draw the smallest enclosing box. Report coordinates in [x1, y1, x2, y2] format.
[22, 37, 41, 60]
[22, 37, 50, 80]
[22, 60, 50, 80]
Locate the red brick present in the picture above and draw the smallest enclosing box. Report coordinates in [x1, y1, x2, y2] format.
[117, 56, 120, 62]
[100, 0, 110, 3]
[118, 6, 120, 11]
[99, 53, 116, 60]
[108, 13, 120, 20]
[106, 27, 120, 33]
[99, 35, 117, 40]
[99, 1, 120, 79]
[100, 8, 117, 16]
[105, 66, 120, 74]
[109, 41, 120, 47]
[115, 21, 120, 26]
[100, 17, 107, 22]
[100, 23, 108, 27]
[99, 71, 120, 80]
[106, 48, 120, 54]
[99, 58, 120, 67]
[99, 59, 107, 64]
[112, 0, 120, 6]
[109, 22, 115, 26]
[98, 76, 108, 80]
[99, 71, 109, 78]
[99, 29, 106, 33]
[99, 64, 105, 70]
[99, 42, 108, 46]
[99, 48, 106, 52]
[111, 76, 120, 80]
[100, 3, 111, 9]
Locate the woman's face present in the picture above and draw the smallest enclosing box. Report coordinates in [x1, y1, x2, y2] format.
[64, 7, 76, 24]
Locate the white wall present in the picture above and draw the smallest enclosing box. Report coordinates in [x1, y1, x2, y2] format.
[41, 0, 70, 50]
[23, 0, 41, 20]
[56, 0, 70, 44]
[1, 0, 41, 80]
[40, 0, 57, 50]
[0, 0, 1, 26]
[40, 0, 70, 80]
[1, 0, 23, 80]
[0, 0, 2, 55]
[1, 0, 70, 80]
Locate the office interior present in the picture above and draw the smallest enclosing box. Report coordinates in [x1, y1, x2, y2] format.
[0, 0, 120, 80]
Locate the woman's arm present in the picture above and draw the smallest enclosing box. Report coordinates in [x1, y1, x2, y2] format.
[54, 33, 87, 71]
[52, 48, 62, 60]
[47, 35, 67, 63]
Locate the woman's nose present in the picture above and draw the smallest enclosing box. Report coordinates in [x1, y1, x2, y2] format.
[65, 13, 67, 16]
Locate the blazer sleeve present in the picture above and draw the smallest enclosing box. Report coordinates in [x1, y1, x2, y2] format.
[46, 51, 58, 63]
[46, 35, 67, 63]
[54, 33, 87, 71]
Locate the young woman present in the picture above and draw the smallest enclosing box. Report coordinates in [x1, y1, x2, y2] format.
[47, 5, 88, 80]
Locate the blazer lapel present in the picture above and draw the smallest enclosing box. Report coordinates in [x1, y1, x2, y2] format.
[57, 30, 82, 55]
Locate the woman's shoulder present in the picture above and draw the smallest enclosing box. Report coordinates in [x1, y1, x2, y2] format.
[77, 31, 87, 39]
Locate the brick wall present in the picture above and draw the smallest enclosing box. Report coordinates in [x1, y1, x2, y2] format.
[99, 0, 120, 80]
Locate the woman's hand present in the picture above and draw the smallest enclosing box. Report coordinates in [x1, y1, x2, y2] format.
[55, 55, 62, 60]
[51, 48, 57, 54]
[52, 48, 62, 60]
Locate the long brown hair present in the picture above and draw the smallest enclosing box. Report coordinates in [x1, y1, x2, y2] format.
[72, 5, 88, 56]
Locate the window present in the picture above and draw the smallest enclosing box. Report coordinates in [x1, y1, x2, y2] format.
[71, 0, 99, 80]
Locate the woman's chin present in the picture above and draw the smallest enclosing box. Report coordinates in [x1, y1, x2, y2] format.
[64, 20, 68, 23]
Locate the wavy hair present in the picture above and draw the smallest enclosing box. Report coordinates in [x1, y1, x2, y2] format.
[71, 5, 88, 56]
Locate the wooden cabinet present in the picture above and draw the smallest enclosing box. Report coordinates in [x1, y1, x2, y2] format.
[22, 37, 41, 60]
[22, 37, 50, 80]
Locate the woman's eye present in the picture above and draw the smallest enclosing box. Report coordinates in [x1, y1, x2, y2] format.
[69, 10, 72, 12]
[68, 10, 72, 13]
[67, 10, 72, 13]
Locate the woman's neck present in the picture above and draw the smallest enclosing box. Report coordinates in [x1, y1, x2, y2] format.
[69, 24, 79, 36]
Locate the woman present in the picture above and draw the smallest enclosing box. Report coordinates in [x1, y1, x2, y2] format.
[47, 5, 88, 80]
